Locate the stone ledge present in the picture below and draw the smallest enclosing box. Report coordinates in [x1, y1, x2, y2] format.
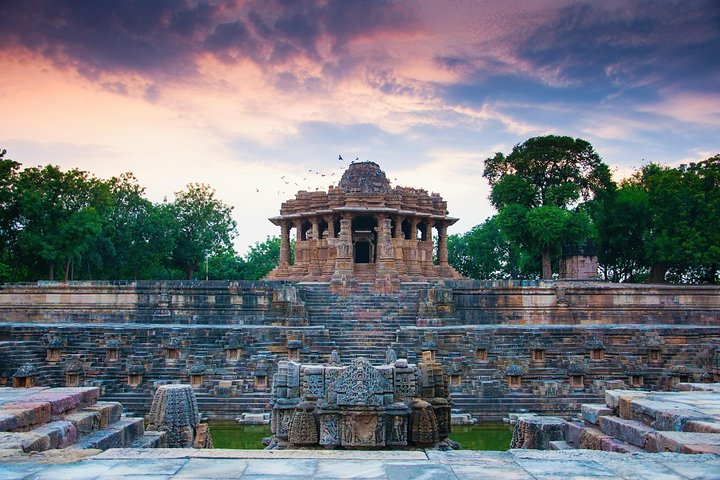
[94, 447, 429, 460]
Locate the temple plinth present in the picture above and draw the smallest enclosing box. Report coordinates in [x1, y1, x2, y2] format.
[266, 161, 463, 282]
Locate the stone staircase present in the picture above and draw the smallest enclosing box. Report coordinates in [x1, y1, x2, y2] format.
[451, 391, 603, 421]
[0, 386, 165, 452]
[560, 384, 720, 454]
[301, 282, 426, 363]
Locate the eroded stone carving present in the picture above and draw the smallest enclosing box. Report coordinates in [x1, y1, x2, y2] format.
[146, 384, 211, 449]
[268, 355, 454, 449]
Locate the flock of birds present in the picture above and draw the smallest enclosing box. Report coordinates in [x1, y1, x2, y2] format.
[255, 155, 396, 196]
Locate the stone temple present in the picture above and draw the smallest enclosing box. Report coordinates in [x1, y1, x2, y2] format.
[267, 161, 463, 283]
[0, 159, 719, 460]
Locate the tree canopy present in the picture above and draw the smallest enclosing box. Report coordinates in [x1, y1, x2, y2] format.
[0, 145, 717, 284]
[453, 140, 718, 284]
[483, 135, 610, 279]
[0, 149, 278, 282]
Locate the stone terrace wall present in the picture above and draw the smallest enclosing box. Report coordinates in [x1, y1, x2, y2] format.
[3, 280, 718, 327]
[0, 280, 718, 419]
[1, 322, 717, 420]
[448, 280, 720, 325]
[395, 324, 720, 420]
[0, 281, 307, 325]
[0, 323, 332, 419]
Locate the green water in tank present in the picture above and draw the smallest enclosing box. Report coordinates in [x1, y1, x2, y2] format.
[209, 422, 513, 450]
[449, 423, 514, 451]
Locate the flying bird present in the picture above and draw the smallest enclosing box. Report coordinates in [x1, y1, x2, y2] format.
[338, 155, 343, 161]
[256, 188, 259, 192]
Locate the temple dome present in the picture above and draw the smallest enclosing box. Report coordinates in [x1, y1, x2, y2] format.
[338, 161, 391, 193]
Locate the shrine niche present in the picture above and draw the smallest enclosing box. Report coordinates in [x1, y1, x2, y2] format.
[12, 363, 38, 388]
[46, 338, 64, 362]
[585, 336, 606, 361]
[266, 161, 463, 283]
[106, 339, 121, 362]
[267, 353, 455, 450]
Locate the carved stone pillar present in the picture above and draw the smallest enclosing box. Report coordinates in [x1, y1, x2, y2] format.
[407, 218, 423, 277]
[376, 217, 399, 289]
[376, 219, 393, 261]
[311, 217, 320, 242]
[425, 220, 435, 243]
[410, 218, 419, 241]
[326, 216, 336, 238]
[279, 221, 290, 268]
[394, 216, 404, 239]
[332, 215, 354, 283]
[437, 222, 448, 265]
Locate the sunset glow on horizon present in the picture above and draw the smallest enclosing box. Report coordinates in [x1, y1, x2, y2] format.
[1, 0, 718, 251]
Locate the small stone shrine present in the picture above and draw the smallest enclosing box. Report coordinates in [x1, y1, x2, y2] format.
[266, 161, 463, 282]
[267, 350, 454, 449]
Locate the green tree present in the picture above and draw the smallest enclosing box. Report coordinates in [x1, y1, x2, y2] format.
[641, 156, 720, 283]
[207, 249, 247, 280]
[588, 182, 650, 282]
[0, 149, 21, 281]
[484, 135, 611, 278]
[15, 165, 106, 281]
[240, 236, 290, 280]
[447, 216, 524, 279]
[685, 155, 720, 283]
[170, 183, 237, 280]
[88, 173, 164, 280]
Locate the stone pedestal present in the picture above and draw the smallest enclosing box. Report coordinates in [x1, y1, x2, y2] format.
[510, 416, 566, 449]
[147, 384, 205, 448]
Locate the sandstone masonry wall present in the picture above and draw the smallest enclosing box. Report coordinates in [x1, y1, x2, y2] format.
[0, 280, 717, 420]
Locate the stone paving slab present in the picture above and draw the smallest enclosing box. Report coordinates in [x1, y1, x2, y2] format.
[1, 448, 720, 479]
[0, 387, 49, 406]
[6, 387, 99, 415]
[96, 447, 428, 460]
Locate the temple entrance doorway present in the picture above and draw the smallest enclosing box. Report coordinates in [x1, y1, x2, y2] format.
[352, 215, 377, 264]
[355, 241, 371, 263]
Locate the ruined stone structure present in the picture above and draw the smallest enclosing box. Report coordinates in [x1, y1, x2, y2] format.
[0, 386, 165, 452]
[514, 383, 720, 454]
[266, 161, 463, 282]
[0, 160, 718, 428]
[268, 349, 452, 449]
[559, 241, 599, 280]
[146, 384, 211, 448]
[0, 280, 718, 422]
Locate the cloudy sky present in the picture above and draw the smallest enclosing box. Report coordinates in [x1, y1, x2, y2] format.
[1, 0, 718, 252]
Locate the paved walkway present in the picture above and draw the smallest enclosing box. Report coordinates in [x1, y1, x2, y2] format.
[1, 448, 720, 479]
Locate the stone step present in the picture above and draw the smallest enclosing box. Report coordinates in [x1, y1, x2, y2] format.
[0, 420, 77, 452]
[599, 437, 644, 453]
[129, 430, 167, 448]
[69, 417, 145, 450]
[2, 387, 100, 416]
[627, 397, 714, 431]
[647, 431, 720, 454]
[581, 404, 613, 425]
[65, 401, 123, 431]
[598, 415, 656, 448]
